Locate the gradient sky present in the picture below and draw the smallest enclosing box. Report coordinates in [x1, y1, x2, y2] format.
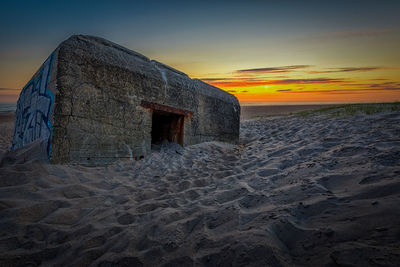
[1, 0, 399, 104]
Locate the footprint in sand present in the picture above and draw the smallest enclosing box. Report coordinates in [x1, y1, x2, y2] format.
[117, 213, 136, 225]
[17, 201, 66, 223]
[44, 208, 89, 225]
[60, 184, 94, 199]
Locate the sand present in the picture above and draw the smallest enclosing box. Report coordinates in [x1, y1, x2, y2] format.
[240, 104, 338, 120]
[1, 108, 400, 266]
[0, 113, 14, 159]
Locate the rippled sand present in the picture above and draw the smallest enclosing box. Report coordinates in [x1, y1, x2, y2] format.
[1, 110, 400, 266]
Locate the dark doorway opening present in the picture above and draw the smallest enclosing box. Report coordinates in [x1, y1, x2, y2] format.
[151, 110, 184, 145]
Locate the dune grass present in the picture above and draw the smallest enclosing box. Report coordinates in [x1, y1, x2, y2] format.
[296, 102, 400, 117]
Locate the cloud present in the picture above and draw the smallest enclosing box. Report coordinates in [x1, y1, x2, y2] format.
[200, 78, 231, 82]
[276, 89, 292, 92]
[369, 82, 397, 88]
[207, 78, 345, 88]
[284, 87, 400, 94]
[367, 81, 400, 91]
[201, 77, 268, 82]
[207, 81, 264, 87]
[281, 79, 339, 85]
[269, 78, 344, 85]
[371, 78, 389, 81]
[335, 67, 382, 72]
[307, 66, 392, 74]
[236, 65, 312, 74]
[338, 83, 372, 87]
[320, 29, 395, 39]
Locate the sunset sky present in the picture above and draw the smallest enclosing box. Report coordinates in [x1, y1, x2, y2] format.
[1, 0, 399, 104]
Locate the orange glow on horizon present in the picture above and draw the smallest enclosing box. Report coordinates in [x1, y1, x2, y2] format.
[200, 65, 400, 104]
[1, 64, 400, 105]
[229, 90, 400, 103]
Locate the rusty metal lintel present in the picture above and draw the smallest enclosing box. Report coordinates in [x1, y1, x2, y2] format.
[140, 100, 192, 116]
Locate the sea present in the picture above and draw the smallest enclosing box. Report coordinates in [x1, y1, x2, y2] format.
[0, 103, 17, 113]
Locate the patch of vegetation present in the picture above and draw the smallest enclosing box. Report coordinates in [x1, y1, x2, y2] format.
[296, 102, 400, 117]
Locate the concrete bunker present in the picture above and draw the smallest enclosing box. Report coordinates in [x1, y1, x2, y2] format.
[11, 35, 240, 165]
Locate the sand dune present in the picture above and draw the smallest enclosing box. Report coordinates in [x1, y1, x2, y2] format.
[1, 109, 400, 266]
[240, 104, 338, 120]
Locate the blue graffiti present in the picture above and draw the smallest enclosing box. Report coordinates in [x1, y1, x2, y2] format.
[12, 51, 56, 158]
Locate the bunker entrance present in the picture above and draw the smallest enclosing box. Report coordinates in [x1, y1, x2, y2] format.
[151, 110, 184, 145]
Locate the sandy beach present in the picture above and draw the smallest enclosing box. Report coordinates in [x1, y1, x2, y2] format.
[0, 113, 14, 159]
[240, 104, 339, 120]
[1, 106, 400, 266]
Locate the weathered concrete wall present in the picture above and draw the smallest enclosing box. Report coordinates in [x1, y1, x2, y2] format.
[13, 35, 240, 165]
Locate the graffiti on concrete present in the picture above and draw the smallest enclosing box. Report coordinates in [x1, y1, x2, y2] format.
[12, 52, 55, 157]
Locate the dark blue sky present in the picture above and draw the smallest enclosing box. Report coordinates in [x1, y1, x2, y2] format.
[2, 0, 399, 51]
[1, 0, 399, 103]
